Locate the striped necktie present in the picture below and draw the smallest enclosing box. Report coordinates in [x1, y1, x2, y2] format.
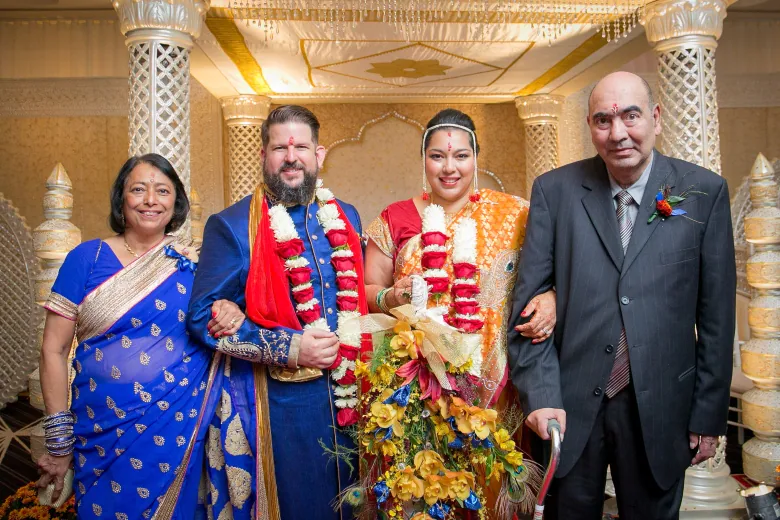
[606, 190, 633, 398]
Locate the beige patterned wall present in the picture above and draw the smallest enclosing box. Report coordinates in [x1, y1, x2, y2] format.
[322, 116, 505, 227]
[0, 78, 224, 242]
[720, 107, 780, 193]
[288, 103, 525, 225]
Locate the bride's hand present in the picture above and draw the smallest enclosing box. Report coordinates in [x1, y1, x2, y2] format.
[209, 300, 246, 338]
[515, 289, 556, 343]
[385, 277, 414, 309]
[37, 452, 72, 504]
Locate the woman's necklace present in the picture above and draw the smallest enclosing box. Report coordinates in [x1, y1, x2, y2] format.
[123, 238, 139, 258]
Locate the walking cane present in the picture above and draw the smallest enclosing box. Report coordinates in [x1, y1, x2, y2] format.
[533, 419, 562, 520]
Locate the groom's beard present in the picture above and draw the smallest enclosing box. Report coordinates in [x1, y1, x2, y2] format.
[264, 160, 319, 206]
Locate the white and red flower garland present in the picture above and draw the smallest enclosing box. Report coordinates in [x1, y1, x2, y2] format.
[267, 183, 361, 427]
[420, 204, 485, 334]
[449, 217, 484, 333]
[421, 205, 449, 307]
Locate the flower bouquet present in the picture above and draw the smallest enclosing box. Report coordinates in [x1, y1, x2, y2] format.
[351, 312, 535, 520]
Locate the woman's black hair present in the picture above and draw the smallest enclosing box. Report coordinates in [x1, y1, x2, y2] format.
[108, 153, 189, 234]
[422, 108, 480, 155]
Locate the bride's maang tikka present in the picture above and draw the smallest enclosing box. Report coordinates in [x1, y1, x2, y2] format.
[421, 123, 480, 203]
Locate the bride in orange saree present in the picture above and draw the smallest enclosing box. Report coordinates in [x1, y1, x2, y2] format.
[363, 109, 556, 518]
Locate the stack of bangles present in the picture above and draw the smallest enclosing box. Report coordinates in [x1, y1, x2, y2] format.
[44, 410, 76, 457]
[376, 287, 391, 313]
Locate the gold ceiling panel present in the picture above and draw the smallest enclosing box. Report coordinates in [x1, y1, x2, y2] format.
[516, 30, 608, 95]
[205, 17, 273, 94]
[204, 9, 625, 99]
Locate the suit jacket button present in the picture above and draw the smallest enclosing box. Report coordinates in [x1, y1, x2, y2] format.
[605, 345, 614, 354]
[620, 296, 629, 305]
[594, 387, 602, 396]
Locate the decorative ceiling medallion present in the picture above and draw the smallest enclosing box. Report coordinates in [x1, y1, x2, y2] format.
[366, 59, 451, 79]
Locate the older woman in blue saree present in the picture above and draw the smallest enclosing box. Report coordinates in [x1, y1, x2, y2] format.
[37, 154, 244, 519]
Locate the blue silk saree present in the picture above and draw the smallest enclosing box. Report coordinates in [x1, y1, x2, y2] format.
[44, 237, 217, 520]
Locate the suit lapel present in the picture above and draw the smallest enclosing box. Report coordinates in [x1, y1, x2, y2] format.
[581, 157, 624, 271]
[620, 152, 673, 279]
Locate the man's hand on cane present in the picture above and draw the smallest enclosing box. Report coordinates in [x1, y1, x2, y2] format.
[527, 408, 567, 441]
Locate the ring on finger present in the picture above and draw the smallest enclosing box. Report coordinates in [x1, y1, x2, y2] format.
[402, 291, 411, 301]
[229, 317, 238, 327]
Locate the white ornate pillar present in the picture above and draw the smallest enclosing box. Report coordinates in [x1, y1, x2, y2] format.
[515, 95, 564, 197]
[742, 153, 780, 484]
[643, 0, 726, 174]
[113, 0, 209, 236]
[221, 95, 271, 203]
[29, 164, 82, 462]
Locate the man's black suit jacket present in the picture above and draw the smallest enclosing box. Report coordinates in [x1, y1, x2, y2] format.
[508, 151, 736, 489]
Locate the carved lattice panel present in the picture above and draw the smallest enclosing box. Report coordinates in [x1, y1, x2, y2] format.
[657, 44, 721, 175]
[524, 122, 559, 194]
[127, 40, 191, 236]
[128, 41, 152, 158]
[0, 195, 41, 408]
[229, 124, 262, 203]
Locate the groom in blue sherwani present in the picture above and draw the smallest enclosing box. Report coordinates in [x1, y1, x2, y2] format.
[188, 105, 363, 519]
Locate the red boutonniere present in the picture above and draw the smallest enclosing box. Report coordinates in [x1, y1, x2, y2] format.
[648, 184, 706, 224]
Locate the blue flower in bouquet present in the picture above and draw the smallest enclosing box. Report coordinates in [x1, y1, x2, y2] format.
[373, 427, 393, 442]
[373, 481, 390, 505]
[471, 436, 494, 449]
[463, 490, 482, 510]
[427, 502, 451, 520]
[448, 436, 464, 449]
[383, 385, 411, 407]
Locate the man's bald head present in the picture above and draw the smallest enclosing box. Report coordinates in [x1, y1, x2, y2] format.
[588, 72, 654, 115]
[587, 70, 662, 187]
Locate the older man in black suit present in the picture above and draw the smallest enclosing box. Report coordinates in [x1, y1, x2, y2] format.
[508, 71, 736, 519]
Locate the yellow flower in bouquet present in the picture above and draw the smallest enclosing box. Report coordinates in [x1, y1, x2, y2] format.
[431, 415, 455, 442]
[414, 450, 445, 478]
[391, 467, 425, 501]
[444, 471, 476, 501]
[488, 461, 506, 481]
[426, 396, 449, 417]
[354, 359, 371, 379]
[505, 450, 524, 468]
[390, 322, 423, 359]
[373, 363, 396, 386]
[493, 428, 515, 452]
[467, 407, 498, 440]
[447, 396, 473, 434]
[423, 474, 450, 505]
[370, 401, 406, 436]
[377, 439, 398, 457]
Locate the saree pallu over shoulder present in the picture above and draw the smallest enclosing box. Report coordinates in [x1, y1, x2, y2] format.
[77, 237, 178, 342]
[392, 189, 530, 406]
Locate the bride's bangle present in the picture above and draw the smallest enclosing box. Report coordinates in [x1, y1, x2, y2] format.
[376, 288, 391, 313]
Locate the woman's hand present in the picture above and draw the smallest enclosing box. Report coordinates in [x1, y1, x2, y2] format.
[385, 276, 414, 310]
[514, 290, 556, 343]
[208, 300, 246, 338]
[36, 452, 72, 504]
